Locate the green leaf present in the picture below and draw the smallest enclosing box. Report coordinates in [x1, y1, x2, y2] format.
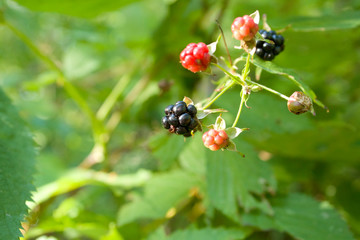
[179, 134, 206, 175]
[206, 142, 276, 220]
[100, 223, 124, 240]
[250, 121, 360, 162]
[167, 227, 252, 240]
[117, 170, 201, 226]
[22, 71, 58, 91]
[207, 34, 221, 56]
[206, 150, 238, 220]
[0, 89, 36, 240]
[214, 115, 226, 130]
[147, 226, 168, 240]
[183, 96, 194, 106]
[250, 10, 260, 24]
[12, 0, 140, 18]
[197, 108, 227, 120]
[225, 127, 247, 139]
[224, 140, 240, 154]
[63, 44, 101, 80]
[271, 11, 360, 31]
[243, 193, 355, 240]
[148, 132, 187, 170]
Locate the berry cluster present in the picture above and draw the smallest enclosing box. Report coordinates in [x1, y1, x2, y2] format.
[162, 101, 199, 137]
[180, 42, 211, 73]
[231, 15, 259, 41]
[202, 129, 229, 151]
[255, 30, 285, 61]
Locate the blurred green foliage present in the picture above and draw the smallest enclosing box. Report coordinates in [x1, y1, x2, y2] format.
[0, 0, 359, 239]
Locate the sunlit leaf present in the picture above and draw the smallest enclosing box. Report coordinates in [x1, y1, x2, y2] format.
[250, 121, 360, 162]
[197, 108, 227, 120]
[183, 96, 194, 106]
[179, 134, 206, 175]
[243, 193, 355, 240]
[12, 0, 140, 18]
[147, 226, 167, 240]
[117, 171, 201, 226]
[100, 223, 124, 240]
[207, 34, 222, 56]
[148, 132, 187, 170]
[214, 115, 226, 130]
[271, 11, 360, 31]
[206, 144, 276, 220]
[225, 127, 248, 139]
[63, 44, 101, 80]
[250, 10, 260, 24]
[167, 227, 252, 240]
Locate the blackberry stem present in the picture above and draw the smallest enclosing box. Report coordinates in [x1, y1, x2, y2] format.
[245, 79, 290, 101]
[212, 63, 244, 85]
[216, 20, 233, 68]
[231, 53, 251, 127]
[96, 74, 132, 121]
[232, 89, 246, 128]
[242, 53, 251, 82]
[203, 80, 236, 109]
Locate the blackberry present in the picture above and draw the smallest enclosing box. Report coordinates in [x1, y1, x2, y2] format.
[231, 15, 259, 41]
[255, 30, 285, 61]
[162, 102, 199, 137]
[202, 129, 229, 151]
[180, 42, 210, 73]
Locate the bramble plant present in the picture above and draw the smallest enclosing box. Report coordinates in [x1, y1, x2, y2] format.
[1, 1, 358, 239]
[163, 11, 327, 153]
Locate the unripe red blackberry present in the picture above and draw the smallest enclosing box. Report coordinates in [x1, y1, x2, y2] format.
[287, 91, 312, 115]
[202, 129, 229, 151]
[162, 102, 199, 137]
[231, 15, 259, 41]
[180, 42, 211, 73]
[255, 29, 285, 61]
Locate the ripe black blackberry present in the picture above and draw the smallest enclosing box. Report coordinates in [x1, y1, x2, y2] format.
[255, 30, 285, 61]
[162, 101, 199, 137]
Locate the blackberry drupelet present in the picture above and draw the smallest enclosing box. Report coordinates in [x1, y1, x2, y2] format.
[202, 129, 229, 151]
[255, 30, 285, 61]
[162, 101, 199, 137]
[231, 15, 259, 41]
